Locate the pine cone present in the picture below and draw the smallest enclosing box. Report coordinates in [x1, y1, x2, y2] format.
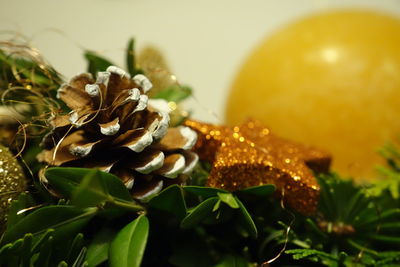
[38, 66, 198, 200]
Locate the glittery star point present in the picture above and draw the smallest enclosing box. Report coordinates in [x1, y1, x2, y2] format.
[184, 119, 331, 214]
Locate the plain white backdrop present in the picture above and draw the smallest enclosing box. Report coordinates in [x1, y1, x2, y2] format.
[0, 0, 400, 122]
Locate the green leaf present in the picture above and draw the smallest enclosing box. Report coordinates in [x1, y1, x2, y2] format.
[20, 234, 33, 266]
[366, 233, 400, 244]
[31, 229, 54, 254]
[71, 247, 87, 267]
[236, 184, 275, 197]
[184, 186, 228, 198]
[35, 236, 53, 267]
[2, 206, 97, 245]
[84, 51, 115, 77]
[46, 167, 142, 211]
[148, 185, 187, 219]
[215, 254, 251, 267]
[71, 169, 109, 208]
[6, 193, 36, 229]
[180, 197, 219, 229]
[217, 192, 239, 209]
[66, 233, 84, 265]
[109, 215, 149, 267]
[152, 85, 192, 103]
[85, 228, 116, 267]
[126, 38, 141, 76]
[235, 197, 258, 238]
[286, 248, 337, 261]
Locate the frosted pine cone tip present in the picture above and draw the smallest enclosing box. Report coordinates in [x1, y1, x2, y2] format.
[39, 66, 198, 200]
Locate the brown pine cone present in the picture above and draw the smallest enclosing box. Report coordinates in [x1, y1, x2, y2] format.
[38, 66, 198, 200]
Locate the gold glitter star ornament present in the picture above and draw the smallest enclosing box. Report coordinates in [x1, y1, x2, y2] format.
[184, 119, 331, 215]
[0, 144, 27, 228]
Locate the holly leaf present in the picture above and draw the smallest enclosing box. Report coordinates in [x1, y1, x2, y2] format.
[109, 215, 149, 267]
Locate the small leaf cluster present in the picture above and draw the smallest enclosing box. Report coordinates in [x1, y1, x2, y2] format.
[0, 167, 279, 266]
[285, 173, 400, 266]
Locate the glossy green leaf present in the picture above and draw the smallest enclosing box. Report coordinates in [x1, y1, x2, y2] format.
[85, 51, 115, 77]
[235, 196, 258, 238]
[217, 192, 239, 209]
[148, 185, 187, 219]
[109, 215, 149, 267]
[85, 228, 116, 267]
[183, 186, 227, 198]
[46, 167, 142, 211]
[71, 169, 109, 208]
[2, 206, 97, 245]
[153, 85, 192, 103]
[237, 184, 275, 197]
[180, 197, 219, 229]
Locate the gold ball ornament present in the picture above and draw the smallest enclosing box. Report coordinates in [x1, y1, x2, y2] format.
[226, 10, 400, 180]
[0, 144, 27, 227]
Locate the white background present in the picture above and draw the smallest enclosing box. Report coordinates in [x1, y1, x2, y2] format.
[1, 0, 400, 123]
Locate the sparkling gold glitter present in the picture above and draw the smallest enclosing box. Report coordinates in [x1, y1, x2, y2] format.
[184, 119, 331, 214]
[0, 144, 27, 228]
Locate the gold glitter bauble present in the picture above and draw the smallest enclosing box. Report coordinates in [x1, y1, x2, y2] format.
[0, 144, 27, 227]
[226, 10, 400, 180]
[185, 119, 331, 215]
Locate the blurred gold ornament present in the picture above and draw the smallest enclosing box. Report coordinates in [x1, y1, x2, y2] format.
[0, 144, 27, 228]
[185, 119, 331, 215]
[226, 10, 400, 180]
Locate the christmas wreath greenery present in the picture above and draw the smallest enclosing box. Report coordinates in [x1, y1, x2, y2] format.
[0, 38, 400, 267]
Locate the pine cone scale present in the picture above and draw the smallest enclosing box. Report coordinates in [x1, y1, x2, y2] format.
[39, 66, 198, 200]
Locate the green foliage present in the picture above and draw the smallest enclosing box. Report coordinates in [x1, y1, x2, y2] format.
[152, 85, 192, 103]
[284, 173, 400, 266]
[84, 51, 115, 78]
[148, 184, 186, 219]
[0, 47, 62, 90]
[126, 38, 143, 77]
[109, 215, 149, 267]
[45, 167, 143, 211]
[367, 141, 400, 199]
[3, 39, 400, 266]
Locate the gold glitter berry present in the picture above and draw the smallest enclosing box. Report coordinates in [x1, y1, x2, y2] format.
[0, 144, 27, 228]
